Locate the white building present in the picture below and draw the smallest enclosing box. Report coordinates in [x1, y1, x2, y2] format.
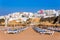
[37, 9, 58, 18]
[0, 16, 5, 19]
[57, 10, 60, 15]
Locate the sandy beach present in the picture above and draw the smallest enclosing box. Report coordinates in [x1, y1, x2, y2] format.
[0, 26, 60, 40]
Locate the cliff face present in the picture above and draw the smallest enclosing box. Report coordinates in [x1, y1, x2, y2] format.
[58, 15, 60, 23]
[40, 15, 60, 24]
[31, 18, 40, 23]
[53, 15, 60, 24]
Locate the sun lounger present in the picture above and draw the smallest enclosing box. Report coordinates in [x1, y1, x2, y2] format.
[47, 27, 60, 32]
[40, 30, 54, 35]
[5, 29, 19, 34]
[4, 27, 29, 34]
[33, 27, 54, 35]
[18, 27, 28, 32]
[33, 27, 43, 32]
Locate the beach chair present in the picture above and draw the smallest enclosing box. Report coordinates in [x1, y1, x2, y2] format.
[33, 27, 54, 35]
[40, 30, 54, 35]
[5, 28, 19, 34]
[18, 27, 28, 32]
[47, 27, 60, 32]
[33, 27, 42, 32]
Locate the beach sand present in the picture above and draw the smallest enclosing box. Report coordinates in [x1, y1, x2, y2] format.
[0, 27, 60, 40]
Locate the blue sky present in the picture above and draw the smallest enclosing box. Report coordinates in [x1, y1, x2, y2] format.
[0, 0, 60, 15]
